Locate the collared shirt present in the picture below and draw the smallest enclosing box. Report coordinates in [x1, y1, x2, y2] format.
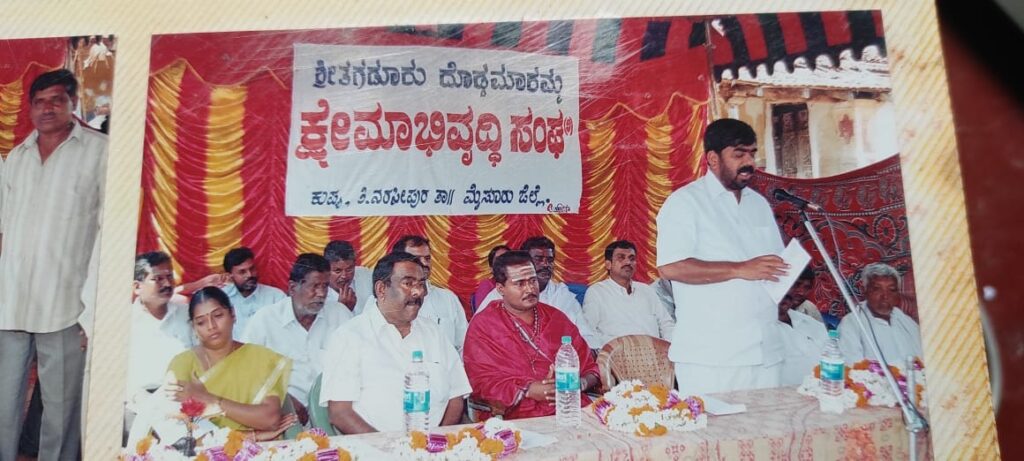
[222, 283, 286, 338]
[582, 278, 676, 348]
[240, 297, 352, 403]
[837, 305, 923, 367]
[126, 300, 195, 401]
[775, 309, 828, 385]
[0, 123, 107, 332]
[477, 281, 599, 348]
[416, 282, 468, 353]
[320, 303, 471, 432]
[329, 265, 373, 316]
[795, 300, 824, 323]
[656, 173, 785, 366]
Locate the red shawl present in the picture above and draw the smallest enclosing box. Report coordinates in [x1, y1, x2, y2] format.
[463, 300, 599, 420]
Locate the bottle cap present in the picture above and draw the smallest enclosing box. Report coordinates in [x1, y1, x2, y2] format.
[828, 329, 839, 339]
[412, 350, 423, 361]
[561, 336, 571, 344]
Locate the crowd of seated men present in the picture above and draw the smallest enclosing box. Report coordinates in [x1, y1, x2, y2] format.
[125, 233, 921, 443]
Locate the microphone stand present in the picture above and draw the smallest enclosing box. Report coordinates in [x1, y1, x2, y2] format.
[798, 209, 929, 460]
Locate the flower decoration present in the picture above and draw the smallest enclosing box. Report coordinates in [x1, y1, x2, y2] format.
[123, 429, 355, 461]
[394, 418, 522, 460]
[799, 358, 926, 410]
[180, 398, 206, 419]
[592, 380, 706, 436]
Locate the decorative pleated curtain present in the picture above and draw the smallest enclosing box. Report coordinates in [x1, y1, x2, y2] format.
[137, 19, 713, 306]
[0, 38, 67, 160]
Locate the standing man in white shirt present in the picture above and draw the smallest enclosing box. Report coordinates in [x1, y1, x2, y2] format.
[242, 253, 350, 426]
[221, 247, 286, 337]
[0, 69, 107, 460]
[476, 236, 599, 348]
[125, 252, 195, 425]
[321, 251, 471, 433]
[838, 262, 923, 366]
[583, 240, 675, 348]
[656, 118, 789, 396]
[391, 235, 468, 353]
[323, 240, 373, 316]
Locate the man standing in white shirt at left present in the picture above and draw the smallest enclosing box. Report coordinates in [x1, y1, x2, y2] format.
[0, 69, 107, 460]
[242, 253, 350, 426]
[221, 247, 286, 337]
[392, 235, 468, 353]
[321, 251, 470, 433]
[583, 240, 675, 348]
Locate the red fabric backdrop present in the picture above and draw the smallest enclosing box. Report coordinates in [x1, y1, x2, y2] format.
[750, 154, 917, 320]
[138, 19, 712, 308]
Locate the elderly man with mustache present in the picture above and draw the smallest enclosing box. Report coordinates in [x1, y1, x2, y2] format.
[241, 253, 350, 426]
[321, 251, 470, 433]
[656, 118, 790, 396]
[582, 240, 675, 348]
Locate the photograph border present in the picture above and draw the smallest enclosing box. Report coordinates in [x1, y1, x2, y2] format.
[4, 0, 996, 458]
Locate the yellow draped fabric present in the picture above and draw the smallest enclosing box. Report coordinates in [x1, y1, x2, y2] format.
[141, 59, 708, 300]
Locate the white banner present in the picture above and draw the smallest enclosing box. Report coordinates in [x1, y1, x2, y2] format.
[285, 44, 581, 216]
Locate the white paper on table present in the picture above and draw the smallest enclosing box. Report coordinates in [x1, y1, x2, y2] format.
[699, 395, 747, 415]
[761, 239, 812, 304]
[518, 429, 558, 450]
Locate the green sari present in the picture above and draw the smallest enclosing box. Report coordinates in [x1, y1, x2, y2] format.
[168, 343, 291, 430]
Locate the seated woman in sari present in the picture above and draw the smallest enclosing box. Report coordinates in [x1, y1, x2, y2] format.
[166, 286, 297, 440]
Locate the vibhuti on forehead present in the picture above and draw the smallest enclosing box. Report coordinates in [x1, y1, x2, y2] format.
[508, 264, 537, 282]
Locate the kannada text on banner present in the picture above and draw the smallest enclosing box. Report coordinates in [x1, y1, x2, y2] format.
[286, 44, 582, 216]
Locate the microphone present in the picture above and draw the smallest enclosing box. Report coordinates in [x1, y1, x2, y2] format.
[773, 189, 823, 212]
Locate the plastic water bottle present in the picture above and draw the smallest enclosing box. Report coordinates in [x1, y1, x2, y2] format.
[403, 350, 430, 433]
[819, 329, 845, 413]
[555, 336, 581, 428]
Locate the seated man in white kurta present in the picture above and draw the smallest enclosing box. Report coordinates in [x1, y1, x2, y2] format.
[392, 235, 468, 353]
[476, 236, 600, 348]
[837, 262, 923, 366]
[126, 252, 196, 405]
[321, 252, 471, 433]
[241, 253, 351, 425]
[220, 247, 286, 337]
[323, 240, 373, 316]
[583, 240, 675, 348]
[775, 282, 828, 386]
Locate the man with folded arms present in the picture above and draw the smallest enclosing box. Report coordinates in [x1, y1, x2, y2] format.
[321, 252, 470, 433]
